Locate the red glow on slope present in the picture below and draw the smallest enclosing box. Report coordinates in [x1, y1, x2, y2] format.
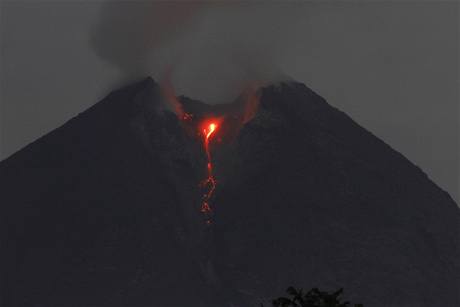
[160, 69, 187, 119]
[241, 83, 261, 124]
[200, 120, 220, 223]
[182, 112, 193, 121]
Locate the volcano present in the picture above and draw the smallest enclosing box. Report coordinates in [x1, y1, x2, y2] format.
[0, 77, 458, 307]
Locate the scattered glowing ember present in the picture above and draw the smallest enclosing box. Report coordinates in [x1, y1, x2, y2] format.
[200, 120, 219, 223]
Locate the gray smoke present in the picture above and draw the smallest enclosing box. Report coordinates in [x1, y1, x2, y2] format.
[90, 1, 304, 103]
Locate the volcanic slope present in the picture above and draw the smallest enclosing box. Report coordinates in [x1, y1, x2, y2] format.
[1, 78, 458, 307]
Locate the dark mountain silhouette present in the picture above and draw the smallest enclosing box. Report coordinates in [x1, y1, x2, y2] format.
[1, 77, 458, 307]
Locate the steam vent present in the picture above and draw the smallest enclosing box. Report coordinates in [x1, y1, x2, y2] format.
[1, 77, 458, 307]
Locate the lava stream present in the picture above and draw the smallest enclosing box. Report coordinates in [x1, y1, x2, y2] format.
[200, 121, 219, 222]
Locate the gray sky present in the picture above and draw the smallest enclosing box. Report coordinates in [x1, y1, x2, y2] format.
[0, 1, 458, 203]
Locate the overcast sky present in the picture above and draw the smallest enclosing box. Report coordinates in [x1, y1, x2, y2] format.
[0, 1, 458, 202]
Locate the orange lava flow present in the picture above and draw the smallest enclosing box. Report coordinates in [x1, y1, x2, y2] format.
[200, 121, 219, 223]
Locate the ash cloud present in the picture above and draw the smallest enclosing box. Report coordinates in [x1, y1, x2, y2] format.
[90, 1, 304, 103]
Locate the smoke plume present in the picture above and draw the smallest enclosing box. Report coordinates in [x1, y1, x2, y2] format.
[90, 1, 304, 103]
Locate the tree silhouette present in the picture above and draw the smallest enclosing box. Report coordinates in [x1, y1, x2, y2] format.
[265, 287, 363, 307]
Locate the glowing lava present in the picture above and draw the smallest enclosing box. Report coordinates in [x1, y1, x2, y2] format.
[200, 120, 219, 223]
[160, 78, 262, 224]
